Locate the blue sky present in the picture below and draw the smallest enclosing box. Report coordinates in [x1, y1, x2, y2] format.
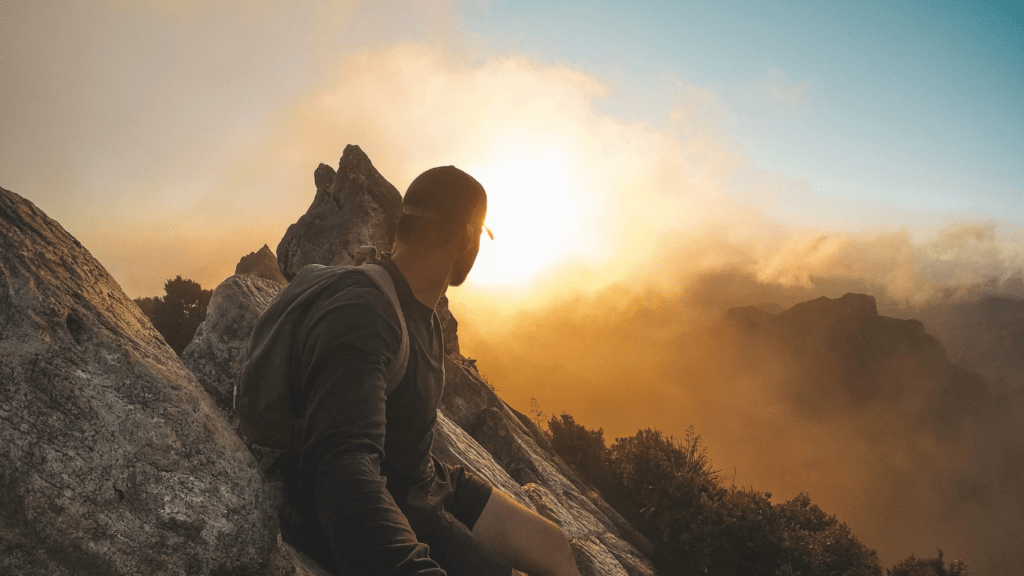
[464, 0, 1024, 222]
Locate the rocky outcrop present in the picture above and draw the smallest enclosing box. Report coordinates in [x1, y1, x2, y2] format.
[276, 145, 403, 281]
[237, 244, 288, 286]
[182, 274, 283, 413]
[719, 293, 1024, 573]
[432, 411, 650, 576]
[0, 187, 291, 575]
[723, 292, 990, 436]
[2, 146, 657, 574]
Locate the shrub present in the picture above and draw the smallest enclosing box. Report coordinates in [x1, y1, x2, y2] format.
[887, 551, 968, 576]
[547, 413, 612, 488]
[547, 413, 883, 576]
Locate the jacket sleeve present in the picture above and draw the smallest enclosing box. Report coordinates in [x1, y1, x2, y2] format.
[298, 285, 445, 576]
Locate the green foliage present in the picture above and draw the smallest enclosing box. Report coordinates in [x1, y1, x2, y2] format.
[547, 413, 883, 576]
[133, 276, 212, 356]
[547, 413, 613, 490]
[887, 551, 968, 576]
[134, 296, 158, 317]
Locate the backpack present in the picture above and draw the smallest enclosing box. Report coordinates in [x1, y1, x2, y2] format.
[235, 247, 409, 449]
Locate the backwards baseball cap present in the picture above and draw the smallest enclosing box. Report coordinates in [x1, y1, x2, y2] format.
[402, 166, 493, 240]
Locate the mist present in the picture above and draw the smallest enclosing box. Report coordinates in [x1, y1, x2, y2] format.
[452, 263, 1024, 573]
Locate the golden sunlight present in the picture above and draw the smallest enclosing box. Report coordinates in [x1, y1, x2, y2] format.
[464, 152, 594, 288]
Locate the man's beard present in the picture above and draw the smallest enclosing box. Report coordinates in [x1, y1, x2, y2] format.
[447, 236, 480, 287]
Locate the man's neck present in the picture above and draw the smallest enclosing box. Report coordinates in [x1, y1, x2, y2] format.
[390, 243, 455, 309]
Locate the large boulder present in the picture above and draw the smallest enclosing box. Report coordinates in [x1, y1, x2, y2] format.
[182, 274, 283, 414]
[0, 187, 286, 575]
[236, 244, 288, 286]
[276, 145, 403, 280]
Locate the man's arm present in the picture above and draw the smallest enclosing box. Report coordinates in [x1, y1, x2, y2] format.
[298, 284, 444, 576]
[473, 489, 582, 576]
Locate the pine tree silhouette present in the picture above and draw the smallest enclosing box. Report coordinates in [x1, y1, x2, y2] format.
[134, 276, 212, 355]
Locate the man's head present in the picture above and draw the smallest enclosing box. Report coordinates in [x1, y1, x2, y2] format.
[396, 166, 489, 286]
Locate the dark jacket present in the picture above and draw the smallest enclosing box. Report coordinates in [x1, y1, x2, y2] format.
[274, 256, 508, 575]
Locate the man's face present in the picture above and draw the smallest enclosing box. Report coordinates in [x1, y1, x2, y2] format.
[447, 224, 482, 287]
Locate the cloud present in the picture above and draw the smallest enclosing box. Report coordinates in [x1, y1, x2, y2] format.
[10, 2, 1017, 302]
[85, 38, 1019, 306]
[745, 222, 1023, 304]
[217, 43, 785, 296]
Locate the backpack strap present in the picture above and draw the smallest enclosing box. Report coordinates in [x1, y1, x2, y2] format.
[357, 262, 410, 396]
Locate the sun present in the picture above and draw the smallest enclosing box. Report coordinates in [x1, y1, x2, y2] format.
[461, 153, 592, 288]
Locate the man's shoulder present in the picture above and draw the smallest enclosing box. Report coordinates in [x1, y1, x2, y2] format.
[298, 265, 402, 329]
[291, 263, 379, 288]
[289, 264, 387, 300]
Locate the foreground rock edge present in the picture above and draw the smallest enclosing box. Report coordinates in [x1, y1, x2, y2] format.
[0, 186, 301, 575]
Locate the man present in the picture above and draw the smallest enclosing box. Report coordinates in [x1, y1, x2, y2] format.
[246, 166, 581, 576]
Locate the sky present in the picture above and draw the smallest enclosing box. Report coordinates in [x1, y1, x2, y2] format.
[2, 0, 1022, 298]
[466, 0, 1024, 223]
[4, 0, 1024, 569]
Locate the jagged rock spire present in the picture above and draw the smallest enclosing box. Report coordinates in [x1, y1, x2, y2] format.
[235, 244, 288, 286]
[276, 145, 403, 280]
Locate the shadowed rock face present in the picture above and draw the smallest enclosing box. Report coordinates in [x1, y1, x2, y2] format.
[724, 293, 989, 434]
[182, 274, 283, 413]
[0, 187, 281, 575]
[276, 145, 403, 281]
[237, 244, 288, 286]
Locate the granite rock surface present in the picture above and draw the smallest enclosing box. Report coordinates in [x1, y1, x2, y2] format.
[0, 186, 287, 575]
[237, 244, 288, 286]
[276, 145, 403, 281]
[182, 274, 283, 413]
